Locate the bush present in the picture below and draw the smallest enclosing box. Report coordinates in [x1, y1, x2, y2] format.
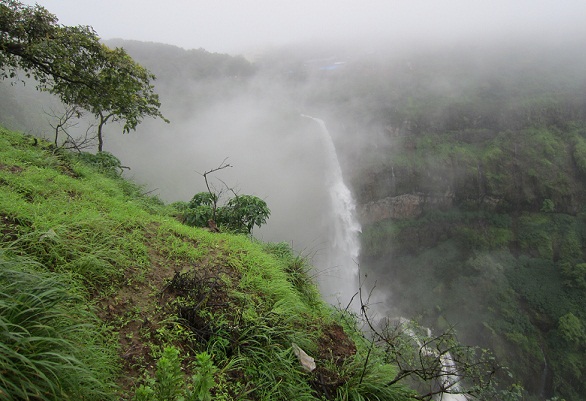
[76, 151, 124, 176]
[184, 192, 218, 227]
[223, 195, 270, 234]
[183, 192, 270, 234]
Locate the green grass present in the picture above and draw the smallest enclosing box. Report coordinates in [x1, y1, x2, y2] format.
[0, 252, 117, 400]
[0, 126, 415, 400]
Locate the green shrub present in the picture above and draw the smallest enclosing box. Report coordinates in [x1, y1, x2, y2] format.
[188, 352, 217, 401]
[76, 151, 124, 176]
[223, 195, 270, 234]
[183, 192, 270, 234]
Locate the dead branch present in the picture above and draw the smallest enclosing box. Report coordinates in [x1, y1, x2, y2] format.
[197, 158, 233, 222]
[353, 265, 502, 400]
[44, 104, 82, 147]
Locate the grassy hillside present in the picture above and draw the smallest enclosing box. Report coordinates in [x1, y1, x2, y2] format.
[0, 126, 413, 400]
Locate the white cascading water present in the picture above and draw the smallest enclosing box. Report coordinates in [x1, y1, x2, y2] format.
[439, 353, 467, 401]
[396, 318, 467, 401]
[301, 115, 361, 312]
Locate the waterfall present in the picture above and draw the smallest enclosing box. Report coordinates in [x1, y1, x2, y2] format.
[300, 115, 467, 398]
[301, 115, 361, 312]
[540, 350, 549, 398]
[439, 354, 467, 401]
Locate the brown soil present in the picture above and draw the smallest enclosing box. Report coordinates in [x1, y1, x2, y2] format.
[0, 214, 30, 242]
[317, 323, 357, 363]
[312, 322, 358, 398]
[96, 223, 242, 398]
[93, 220, 359, 400]
[0, 163, 23, 174]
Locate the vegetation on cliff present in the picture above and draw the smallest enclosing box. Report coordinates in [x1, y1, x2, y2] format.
[3, 7, 584, 396]
[322, 43, 586, 400]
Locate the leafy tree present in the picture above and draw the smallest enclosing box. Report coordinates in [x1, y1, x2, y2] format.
[0, 0, 168, 151]
[182, 160, 271, 234]
[558, 313, 585, 346]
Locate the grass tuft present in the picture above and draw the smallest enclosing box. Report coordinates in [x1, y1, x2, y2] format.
[0, 252, 117, 400]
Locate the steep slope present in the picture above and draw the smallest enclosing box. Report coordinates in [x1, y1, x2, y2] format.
[0, 127, 413, 400]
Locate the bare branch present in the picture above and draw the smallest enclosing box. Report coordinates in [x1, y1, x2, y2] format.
[43, 104, 82, 146]
[351, 269, 505, 400]
[196, 158, 233, 223]
[61, 121, 98, 152]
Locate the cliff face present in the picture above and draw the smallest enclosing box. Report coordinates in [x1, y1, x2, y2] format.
[327, 45, 586, 400]
[349, 123, 586, 401]
[358, 192, 454, 224]
[351, 121, 586, 222]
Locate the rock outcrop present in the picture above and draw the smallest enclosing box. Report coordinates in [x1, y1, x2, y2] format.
[358, 192, 455, 224]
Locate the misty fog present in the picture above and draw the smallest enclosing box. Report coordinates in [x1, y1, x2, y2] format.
[103, 70, 369, 306]
[5, 28, 586, 313]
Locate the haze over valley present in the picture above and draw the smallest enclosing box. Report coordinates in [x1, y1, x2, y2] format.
[3, 1, 586, 399]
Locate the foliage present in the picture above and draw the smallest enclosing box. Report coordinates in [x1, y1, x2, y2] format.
[75, 151, 125, 176]
[557, 313, 585, 346]
[365, 317, 516, 401]
[0, 0, 168, 151]
[134, 347, 217, 401]
[223, 194, 271, 234]
[363, 205, 586, 399]
[184, 192, 218, 227]
[184, 191, 270, 234]
[0, 127, 156, 289]
[262, 241, 323, 307]
[343, 50, 586, 397]
[189, 352, 217, 401]
[1, 126, 420, 401]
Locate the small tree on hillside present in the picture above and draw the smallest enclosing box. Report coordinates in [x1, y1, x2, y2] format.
[185, 192, 270, 234]
[182, 160, 270, 234]
[0, 0, 168, 151]
[223, 195, 270, 234]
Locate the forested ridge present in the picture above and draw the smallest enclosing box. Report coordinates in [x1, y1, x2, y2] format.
[314, 41, 586, 400]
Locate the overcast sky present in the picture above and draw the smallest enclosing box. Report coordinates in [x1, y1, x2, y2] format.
[21, 1, 586, 54]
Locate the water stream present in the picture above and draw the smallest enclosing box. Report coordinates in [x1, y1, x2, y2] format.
[395, 318, 467, 401]
[301, 115, 361, 312]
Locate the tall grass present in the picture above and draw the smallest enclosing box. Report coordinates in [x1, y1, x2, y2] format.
[0, 252, 118, 400]
[0, 131, 154, 290]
